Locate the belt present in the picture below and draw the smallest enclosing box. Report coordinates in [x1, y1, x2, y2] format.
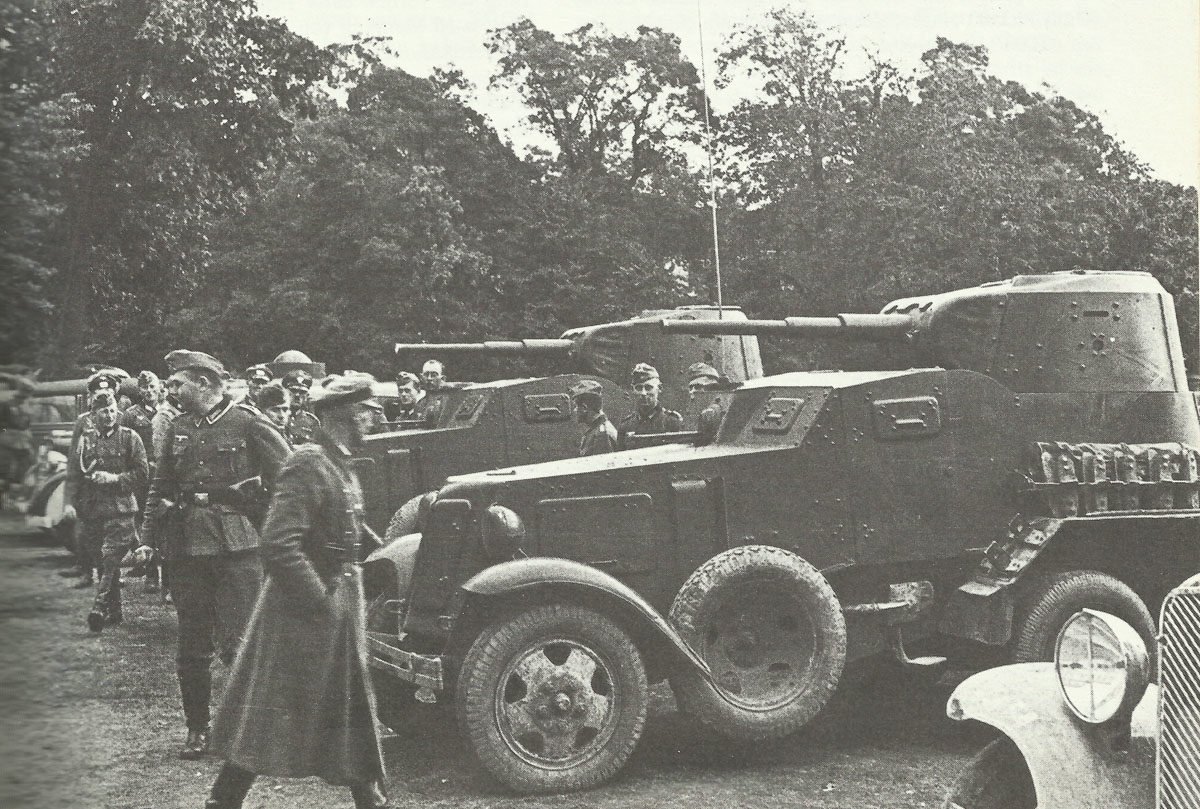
[179, 490, 224, 506]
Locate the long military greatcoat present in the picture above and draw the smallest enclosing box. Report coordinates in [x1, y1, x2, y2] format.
[210, 439, 385, 786]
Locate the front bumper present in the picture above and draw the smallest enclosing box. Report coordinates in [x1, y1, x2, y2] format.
[367, 631, 445, 691]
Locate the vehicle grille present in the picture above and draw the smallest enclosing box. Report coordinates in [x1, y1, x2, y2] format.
[1158, 580, 1200, 809]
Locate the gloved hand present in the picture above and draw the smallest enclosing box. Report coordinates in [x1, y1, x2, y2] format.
[62, 504, 77, 522]
[133, 545, 156, 565]
[89, 471, 119, 485]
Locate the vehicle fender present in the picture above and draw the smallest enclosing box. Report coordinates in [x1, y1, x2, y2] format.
[946, 663, 1155, 809]
[362, 533, 421, 599]
[461, 557, 713, 683]
[27, 470, 66, 518]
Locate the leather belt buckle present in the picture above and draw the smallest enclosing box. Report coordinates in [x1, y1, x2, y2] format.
[194, 492, 210, 506]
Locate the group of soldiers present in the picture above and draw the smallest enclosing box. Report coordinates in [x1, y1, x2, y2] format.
[60, 349, 388, 807]
[570, 360, 730, 455]
[42, 346, 730, 808]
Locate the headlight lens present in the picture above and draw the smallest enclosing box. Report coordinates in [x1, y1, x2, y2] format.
[480, 504, 525, 560]
[1055, 609, 1149, 724]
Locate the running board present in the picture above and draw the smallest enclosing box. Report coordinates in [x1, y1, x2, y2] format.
[888, 626, 947, 668]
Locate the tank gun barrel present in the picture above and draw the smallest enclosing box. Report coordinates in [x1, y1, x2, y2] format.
[394, 339, 577, 358]
[661, 313, 914, 342]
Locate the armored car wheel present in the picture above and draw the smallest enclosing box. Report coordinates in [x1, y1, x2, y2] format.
[383, 495, 423, 545]
[1011, 569, 1155, 666]
[943, 738, 1035, 809]
[457, 604, 648, 794]
[668, 545, 846, 741]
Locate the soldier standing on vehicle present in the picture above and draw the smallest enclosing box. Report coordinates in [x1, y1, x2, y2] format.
[618, 363, 683, 447]
[136, 350, 290, 760]
[64, 389, 148, 632]
[571, 380, 618, 456]
[282, 370, 321, 445]
[687, 362, 732, 446]
[205, 373, 387, 809]
[383, 370, 437, 427]
[242, 364, 273, 410]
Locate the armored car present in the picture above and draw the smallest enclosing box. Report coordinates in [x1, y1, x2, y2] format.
[366, 271, 1200, 793]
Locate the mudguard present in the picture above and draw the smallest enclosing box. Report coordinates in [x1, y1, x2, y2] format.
[461, 557, 713, 683]
[362, 533, 421, 597]
[946, 663, 1155, 809]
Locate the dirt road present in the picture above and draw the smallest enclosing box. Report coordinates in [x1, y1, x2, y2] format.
[0, 515, 984, 809]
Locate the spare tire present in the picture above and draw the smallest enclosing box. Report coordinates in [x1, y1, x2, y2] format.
[668, 545, 846, 741]
[383, 495, 423, 545]
[1011, 569, 1156, 668]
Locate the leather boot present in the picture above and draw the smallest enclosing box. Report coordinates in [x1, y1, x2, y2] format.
[179, 727, 209, 760]
[350, 780, 388, 809]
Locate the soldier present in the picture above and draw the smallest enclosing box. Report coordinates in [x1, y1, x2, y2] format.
[571, 379, 618, 456]
[383, 370, 439, 427]
[618, 363, 683, 447]
[135, 350, 290, 760]
[282, 370, 321, 445]
[686, 362, 731, 446]
[206, 373, 387, 809]
[121, 371, 164, 583]
[255, 381, 293, 445]
[61, 370, 127, 586]
[242, 364, 272, 409]
[63, 389, 148, 632]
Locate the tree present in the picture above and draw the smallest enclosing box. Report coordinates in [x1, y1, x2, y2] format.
[487, 18, 704, 188]
[13, 0, 363, 373]
[713, 17, 1196, 372]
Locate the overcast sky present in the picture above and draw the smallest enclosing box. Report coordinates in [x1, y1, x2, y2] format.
[257, 0, 1199, 188]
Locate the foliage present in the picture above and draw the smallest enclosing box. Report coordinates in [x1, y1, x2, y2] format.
[487, 18, 704, 188]
[4, 0, 377, 373]
[714, 18, 1197, 372]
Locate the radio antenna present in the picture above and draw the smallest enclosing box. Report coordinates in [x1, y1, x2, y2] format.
[696, 0, 724, 317]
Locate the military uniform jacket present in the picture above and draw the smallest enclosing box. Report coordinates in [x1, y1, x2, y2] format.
[579, 413, 619, 456]
[287, 408, 321, 445]
[64, 422, 147, 517]
[383, 394, 440, 427]
[121, 403, 156, 467]
[618, 405, 684, 445]
[146, 397, 290, 558]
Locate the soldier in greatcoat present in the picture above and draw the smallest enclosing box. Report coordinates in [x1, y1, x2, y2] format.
[571, 379, 618, 456]
[618, 362, 684, 447]
[64, 389, 148, 631]
[206, 372, 387, 809]
[136, 350, 290, 760]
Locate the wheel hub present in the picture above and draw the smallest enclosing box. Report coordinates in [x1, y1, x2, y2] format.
[702, 583, 816, 709]
[496, 639, 617, 768]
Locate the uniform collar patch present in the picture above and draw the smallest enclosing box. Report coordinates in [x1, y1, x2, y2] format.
[195, 396, 235, 426]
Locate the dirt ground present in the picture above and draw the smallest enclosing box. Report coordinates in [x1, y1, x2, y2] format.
[0, 513, 989, 809]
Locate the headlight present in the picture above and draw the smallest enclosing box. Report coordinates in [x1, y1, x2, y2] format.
[480, 504, 525, 560]
[1055, 609, 1150, 724]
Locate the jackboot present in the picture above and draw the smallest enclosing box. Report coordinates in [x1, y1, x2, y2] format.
[179, 727, 209, 760]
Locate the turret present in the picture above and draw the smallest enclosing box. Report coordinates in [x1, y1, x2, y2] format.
[395, 306, 765, 412]
[663, 271, 1190, 395]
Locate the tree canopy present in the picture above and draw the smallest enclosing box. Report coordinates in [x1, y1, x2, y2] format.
[2, 5, 1195, 379]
